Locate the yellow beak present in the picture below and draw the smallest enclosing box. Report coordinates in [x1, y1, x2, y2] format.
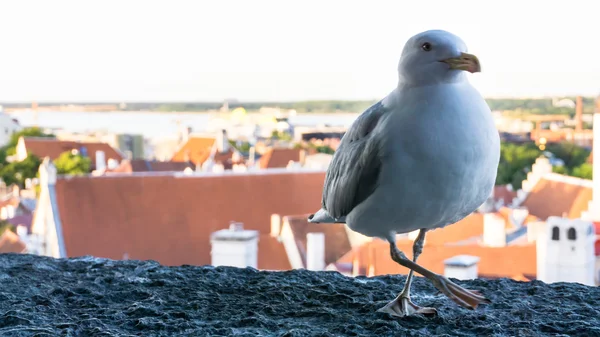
[441, 52, 481, 73]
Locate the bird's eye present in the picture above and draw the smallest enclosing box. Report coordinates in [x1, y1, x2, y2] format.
[421, 42, 432, 51]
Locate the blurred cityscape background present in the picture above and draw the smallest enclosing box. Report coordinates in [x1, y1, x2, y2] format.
[0, 0, 598, 287]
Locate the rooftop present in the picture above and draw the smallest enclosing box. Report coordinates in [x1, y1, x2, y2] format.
[2, 254, 598, 336]
[21, 137, 123, 167]
[51, 169, 326, 267]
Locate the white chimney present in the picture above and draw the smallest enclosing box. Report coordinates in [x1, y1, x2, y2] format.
[216, 129, 229, 153]
[95, 151, 106, 170]
[306, 232, 325, 271]
[16, 225, 27, 238]
[483, 212, 506, 247]
[249, 147, 256, 167]
[107, 158, 119, 170]
[510, 207, 529, 227]
[270, 214, 281, 237]
[444, 255, 480, 280]
[6, 205, 15, 218]
[210, 222, 259, 269]
[299, 149, 307, 166]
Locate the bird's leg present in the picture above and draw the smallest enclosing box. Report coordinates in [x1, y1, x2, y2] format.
[379, 234, 491, 317]
[378, 229, 437, 317]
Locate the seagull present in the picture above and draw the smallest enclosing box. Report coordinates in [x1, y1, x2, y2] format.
[308, 29, 500, 317]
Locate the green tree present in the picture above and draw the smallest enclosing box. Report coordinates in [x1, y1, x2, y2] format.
[0, 220, 15, 236]
[314, 145, 334, 155]
[0, 154, 42, 187]
[495, 142, 541, 189]
[53, 151, 91, 175]
[571, 163, 593, 180]
[545, 142, 590, 169]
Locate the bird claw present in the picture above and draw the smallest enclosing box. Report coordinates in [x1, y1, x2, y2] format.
[378, 295, 438, 318]
[432, 276, 491, 309]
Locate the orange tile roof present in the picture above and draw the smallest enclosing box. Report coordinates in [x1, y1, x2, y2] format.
[284, 214, 352, 267]
[259, 148, 301, 169]
[521, 177, 592, 220]
[0, 230, 26, 254]
[23, 137, 123, 168]
[171, 137, 215, 165]
[425, 213, 486, 245]
[54, 170, 326, 267]
[339, 239, 537, 279]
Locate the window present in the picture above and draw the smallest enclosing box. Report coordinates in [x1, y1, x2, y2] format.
[551, 226, 560, 241]
[567, 227, 577, 241]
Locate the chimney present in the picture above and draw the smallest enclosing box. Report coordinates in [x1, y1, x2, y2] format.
[576, 96, 583, 132]
[444, 255, 480, 280]
[210, 222, 259, 269]
[248, 147, 256, 168]
[352, 250, 360, 276]
[483, 212, 506, 247]
[107, 158, 119, 170]
[306, 232, 325, 271]
[16, 225, 27, 239]
[299, 149, 307, 166]
[270, 214, 281, 237]
[95, 151, 106, 171]
[216, 129, 229, 153]
[510, 207, 529, 227]
[11, 184, 19, 197]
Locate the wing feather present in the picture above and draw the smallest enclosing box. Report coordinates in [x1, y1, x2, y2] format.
[322, 101, 389, 219]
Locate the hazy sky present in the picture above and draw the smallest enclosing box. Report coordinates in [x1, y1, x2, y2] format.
[0, 0, 598, 102]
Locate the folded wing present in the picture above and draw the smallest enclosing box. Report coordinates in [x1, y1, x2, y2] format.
[322, 101, 389, 220]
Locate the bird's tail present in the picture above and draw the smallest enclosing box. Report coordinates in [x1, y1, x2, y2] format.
[307, 208, 346, 223]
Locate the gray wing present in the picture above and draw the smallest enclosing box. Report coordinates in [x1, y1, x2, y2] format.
[322, 100, 389, 219]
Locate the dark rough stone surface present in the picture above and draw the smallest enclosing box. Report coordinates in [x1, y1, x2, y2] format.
[0, 254, 599, 336]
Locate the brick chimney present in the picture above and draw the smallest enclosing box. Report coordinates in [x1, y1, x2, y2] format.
[576, 96, 583, 132]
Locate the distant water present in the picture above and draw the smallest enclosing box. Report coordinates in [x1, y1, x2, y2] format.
[7, 110, 359, 140]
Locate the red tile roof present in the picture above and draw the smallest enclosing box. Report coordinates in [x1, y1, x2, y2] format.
[334, 210, 537, 280]
[521, 177, 592, 220]
[339, 239, 536, 279]
[259, 148, 301, 169]
[258, 234, 291, 270]
[494, 185, 517, 205]
[22, 137, 123, 168]
[54, 170, 326, 267]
